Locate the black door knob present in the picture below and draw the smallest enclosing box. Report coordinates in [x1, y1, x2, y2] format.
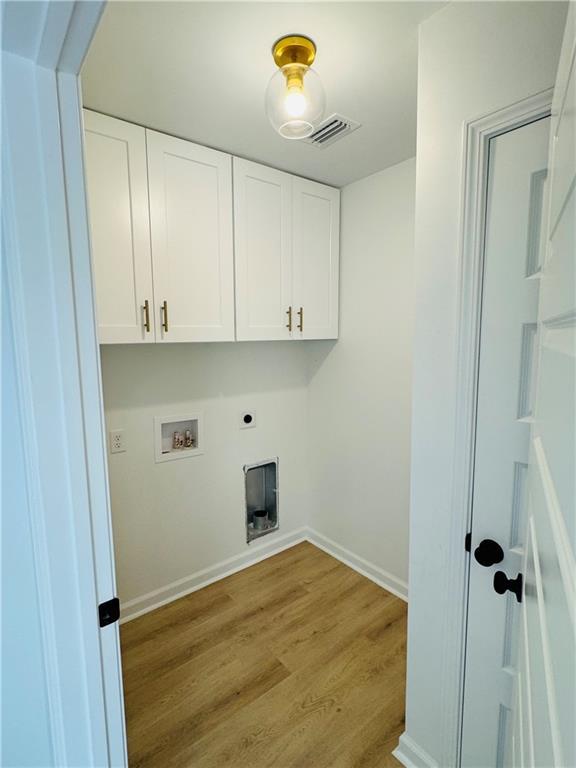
[494, 571, 523, 603]
[474, 539, 504, 567]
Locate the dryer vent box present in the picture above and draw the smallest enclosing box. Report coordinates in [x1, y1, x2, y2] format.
[244, 458, 278, 543]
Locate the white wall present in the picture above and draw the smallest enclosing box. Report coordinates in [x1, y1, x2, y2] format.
[307, 158, 415, 597]
[101, 342, 310, 608]
[401, 3, 567, 766]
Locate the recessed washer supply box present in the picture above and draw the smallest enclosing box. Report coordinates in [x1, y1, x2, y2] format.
[154, 414, 203, 463]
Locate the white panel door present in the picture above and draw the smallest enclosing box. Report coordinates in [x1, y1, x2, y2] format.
[292, 178, 340, 340]
[83, 110, 155, 344]
[233, 158, 292, 341]
[512, 10, 575, 768]
[462, 116, 552, 766]
[146, 130, 234, 342]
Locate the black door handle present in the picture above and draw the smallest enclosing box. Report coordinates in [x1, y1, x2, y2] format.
[474, 539, 504, 567]
[494, 571, 523, 603]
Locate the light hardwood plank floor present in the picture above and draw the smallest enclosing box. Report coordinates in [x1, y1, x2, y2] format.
[121, 541, 407, 768]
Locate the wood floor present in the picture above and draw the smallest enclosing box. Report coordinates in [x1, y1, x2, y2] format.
[120, 542, 407, 768]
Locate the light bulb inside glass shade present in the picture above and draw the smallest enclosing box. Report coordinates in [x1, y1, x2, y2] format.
[265, 64, 325, 140]
[284, 89, 307, 118]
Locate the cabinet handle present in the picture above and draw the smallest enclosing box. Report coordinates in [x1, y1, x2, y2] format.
[143, 299, 151, 333]
[161, 300, 169, 333]
[297, 306, 304, 333]
[286, 306, 293, 332]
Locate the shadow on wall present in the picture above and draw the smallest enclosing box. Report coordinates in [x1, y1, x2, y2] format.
[305, 340, 339, 380]
[100, 341, 336, 409]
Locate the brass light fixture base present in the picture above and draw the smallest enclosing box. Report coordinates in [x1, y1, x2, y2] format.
[272, 35, 317, 69]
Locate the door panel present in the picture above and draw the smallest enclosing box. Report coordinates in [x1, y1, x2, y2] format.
[83, 110, 154, 344]
[462, 116, 551, 767]
[292, 178, 339, 339]
[233, 158, 292, 341]
[512, 14, 576, 765]
[146, 130, 234, 342]
[548, 48, 575, 229]
[464, 10, 575, 767]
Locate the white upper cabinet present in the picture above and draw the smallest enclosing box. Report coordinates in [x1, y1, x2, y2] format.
[292, 178, 340, 340]
[146, 130, 235, 342]
[84, 111, 339, 344]
[233, 159, 292, 341]
[234, 159, 340, 341]
[83, 110, 155, 343]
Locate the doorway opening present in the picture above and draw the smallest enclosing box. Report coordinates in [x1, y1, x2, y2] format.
[79, 2, 416, 765]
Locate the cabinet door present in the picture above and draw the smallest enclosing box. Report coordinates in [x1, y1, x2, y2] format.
[233, 159, 292, 341]
[83, 110, 155, 343]
[292, 178, 340, 339]
[146, 130, 234, 342]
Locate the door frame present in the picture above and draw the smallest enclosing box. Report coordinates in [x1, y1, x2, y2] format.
[439, 88, 553, 766]
[2, 1, 127, 764]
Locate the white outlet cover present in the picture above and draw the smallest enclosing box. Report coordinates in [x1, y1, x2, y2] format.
[240, 411, 256, 429]
[109, 429, 126, 454]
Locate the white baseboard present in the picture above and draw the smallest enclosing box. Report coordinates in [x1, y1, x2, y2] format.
[306, 528, 408, 602]
[120, 525, 408, 623]
[120, 527, 307, 623]
[393, 733, 439, 768]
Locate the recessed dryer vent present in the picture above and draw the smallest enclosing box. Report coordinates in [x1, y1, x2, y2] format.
[244, 458, 279, 543]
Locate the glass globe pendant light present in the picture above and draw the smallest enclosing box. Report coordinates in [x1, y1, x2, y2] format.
[265, 35, 325, 140]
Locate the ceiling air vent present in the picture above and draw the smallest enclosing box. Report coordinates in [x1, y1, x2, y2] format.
[304, 114, 361, 148]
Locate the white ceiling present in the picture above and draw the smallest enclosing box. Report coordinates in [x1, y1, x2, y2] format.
[82, 2, 444, 187]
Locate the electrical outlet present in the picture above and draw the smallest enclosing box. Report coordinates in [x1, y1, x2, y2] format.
[109, 429, 126, 454]
[240, 411, 256, 429]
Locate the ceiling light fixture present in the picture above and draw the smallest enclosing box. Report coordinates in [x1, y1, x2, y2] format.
[265, 34, 325, 140]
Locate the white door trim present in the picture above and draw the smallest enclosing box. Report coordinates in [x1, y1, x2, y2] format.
[437, 88, 553, 767]
[3, 2, 127, 764]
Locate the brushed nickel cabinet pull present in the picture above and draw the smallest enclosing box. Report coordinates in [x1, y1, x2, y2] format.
[297, 306, 304, 333]
[143, 299, 151, 333]
[161, 300, 169, 333]
[286, 306, 293, 332]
